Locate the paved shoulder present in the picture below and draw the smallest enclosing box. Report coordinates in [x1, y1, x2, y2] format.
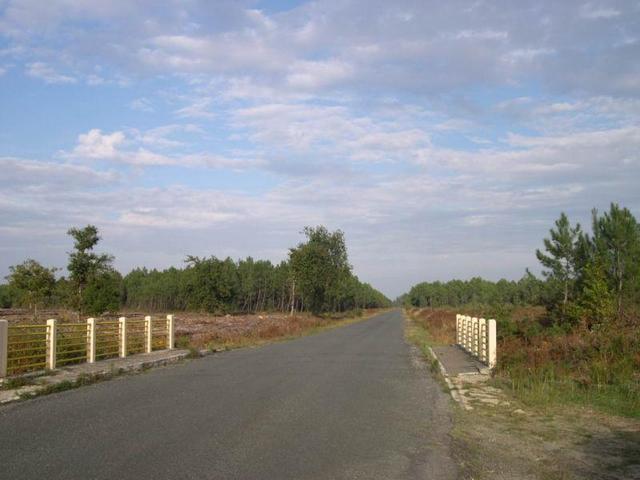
[0, 309, 458, 479]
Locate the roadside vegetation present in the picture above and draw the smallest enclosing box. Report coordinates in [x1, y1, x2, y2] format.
[402, 202, 640, 418]
[1, 224, 389, 378]
[1, 224, 390, 320]
[405, 307, 640, 479]
[176, 308, 385, 353]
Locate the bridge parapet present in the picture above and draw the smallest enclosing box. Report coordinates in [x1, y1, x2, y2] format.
[0, 314, 174, 378]
[455, 314, 496, 368]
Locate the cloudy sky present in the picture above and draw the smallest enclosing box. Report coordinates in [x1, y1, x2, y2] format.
[1, 1, 639, 298]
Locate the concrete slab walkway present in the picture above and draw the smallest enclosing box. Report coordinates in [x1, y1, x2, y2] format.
[431, 345, 487, 376]
[0, 349, 189, 404]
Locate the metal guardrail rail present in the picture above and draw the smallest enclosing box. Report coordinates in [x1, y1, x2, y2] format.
[0, 315, 174, 378]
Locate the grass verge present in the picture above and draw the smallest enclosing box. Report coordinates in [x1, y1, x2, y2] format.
[404, 310, 452, 391]
[406, 306, 640, 479]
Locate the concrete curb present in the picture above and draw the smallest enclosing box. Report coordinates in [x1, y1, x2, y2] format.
[0, 349, 190, 405]
[428, 346, 472, 411]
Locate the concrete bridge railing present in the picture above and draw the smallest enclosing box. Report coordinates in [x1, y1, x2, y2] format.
[456, 314, 496, 368]
[0, 315, 174, 378]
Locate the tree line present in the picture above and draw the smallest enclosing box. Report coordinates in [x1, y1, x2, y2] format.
[1, 225, 390, 317]
[401, 273, 543, 308]
[404, 203, 640, 328]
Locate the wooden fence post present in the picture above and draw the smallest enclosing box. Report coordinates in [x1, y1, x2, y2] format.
[87, 318, 96, 363]
[46, 318, 57, 370]
[145, 316, 152, 353]
[166, 314, 174, 350]
[0, 320, 7, 378]
[119, 317, 127, 358]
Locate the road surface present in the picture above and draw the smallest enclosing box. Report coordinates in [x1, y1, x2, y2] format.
[0, 309, 458, 479]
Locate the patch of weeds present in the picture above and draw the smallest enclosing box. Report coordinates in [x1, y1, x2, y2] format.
[174, 334, 202, 358]
[404, 312, 452, 394]
[33, 380, 76, 396]
[175, 335, 191, 349]
[186, 346, 201, 358]
[429, 357, 441, 375]
[18, 372, 114, 400]
[1, 376, 37, 390]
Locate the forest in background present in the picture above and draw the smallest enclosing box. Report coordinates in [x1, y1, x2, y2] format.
[0, 225, 390, 317]
[403, 202, 640, 328]
[403, 203, 640, 417]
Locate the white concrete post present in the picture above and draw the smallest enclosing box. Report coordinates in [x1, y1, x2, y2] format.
[462, 316, 467, 350]
[46, 318, 57, 370]
[479, 318, 487, 363]
[0, 320, 7, 378]
[456, 314, 462, 344]
[145, 315, 153, 353]
[87, 318, 96, 363]
[471, 317, 478, 357]
[119, 316, 127, 358]
[166, 314, 174, 350]
[466, 316, 472, 352]
[488, 318, 497, 368]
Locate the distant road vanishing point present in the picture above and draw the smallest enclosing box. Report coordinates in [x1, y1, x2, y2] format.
[0, 310, 457, 479]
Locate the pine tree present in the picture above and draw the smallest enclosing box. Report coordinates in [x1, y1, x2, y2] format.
[536, 212, 582, 316]
[590, 204, 640, 318]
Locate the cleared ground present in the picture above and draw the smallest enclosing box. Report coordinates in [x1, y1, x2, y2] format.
[0, 309, 457, 480]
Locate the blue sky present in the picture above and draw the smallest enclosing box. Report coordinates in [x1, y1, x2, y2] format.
[1, 0, 639, 298]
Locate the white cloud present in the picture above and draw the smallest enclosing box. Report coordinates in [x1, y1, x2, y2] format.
[72, 129, 126, 159]
[86, 74, 105, 86]
[25, 62, 76, 84]
[453, 30, 508, 41]
[0, 157, 118, 187]
[174, 97, 214, 119]
[65, 127, 262, 170]
[232, 102, 430, 164]
[580, 4, 621, 19]
[286, 59, 354, 90]
[129, 97, 154, 112]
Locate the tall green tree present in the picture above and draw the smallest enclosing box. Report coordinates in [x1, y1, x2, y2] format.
[6, 259, 57, 319]
[67, 225, 115, 317]
[536, 212, 582, 315]
[589, 204, 640, 318]
[289, 226, 352, 314]
[578, 259, 615, 329]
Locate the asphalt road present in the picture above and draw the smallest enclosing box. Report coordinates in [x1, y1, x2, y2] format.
[0, 309, 458, 479]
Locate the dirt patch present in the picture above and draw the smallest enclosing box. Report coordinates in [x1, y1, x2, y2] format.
[452, 376, 640, 479]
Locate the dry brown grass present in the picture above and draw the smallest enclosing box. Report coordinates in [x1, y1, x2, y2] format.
[174, 310, 384, 350]
[1, 308, 384, 351]
[406, 307, 457, 345]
